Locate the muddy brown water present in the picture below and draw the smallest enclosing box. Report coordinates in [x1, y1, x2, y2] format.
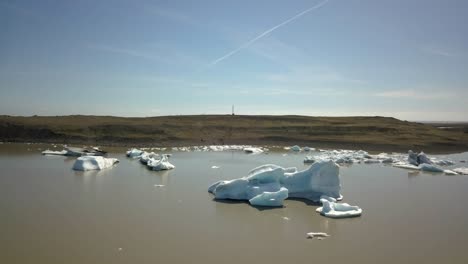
[1, 143, 468, 264]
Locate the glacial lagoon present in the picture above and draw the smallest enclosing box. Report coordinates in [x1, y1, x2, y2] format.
[1, 143, 468, 264]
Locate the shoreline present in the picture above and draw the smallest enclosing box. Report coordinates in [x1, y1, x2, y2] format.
[2, 140, 467, 155]
[2, 115, 468, 154]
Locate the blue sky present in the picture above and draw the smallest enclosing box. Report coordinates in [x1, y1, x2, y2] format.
[1, 0, 467, 121]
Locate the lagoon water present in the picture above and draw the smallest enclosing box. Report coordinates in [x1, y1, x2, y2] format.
[1, 144, 468, 264]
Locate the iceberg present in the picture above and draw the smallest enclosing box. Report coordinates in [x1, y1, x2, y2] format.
[453, 167, 468, 175]
[243, 147, 263, 154]
[208, 160, 342, 207]
[42, 149, 68, 156]
[306, 232, 330, 239]
[42, 146, 107, 157]
[147, 155, 175, 171]
[126, 148, 144, 158]
[316, 196, 362, 218]
[72, 156, 119, 171]
[290, 145, 301, 152]
[139, 152, 161, 165]
[408, 150, 432, 166]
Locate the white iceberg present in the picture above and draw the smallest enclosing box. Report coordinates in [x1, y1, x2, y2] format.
[453, 167, 468, 175]
[316, 195, 362, 218]
[42, 149, 68, 155]
[126, 148, 144, 158]
[72, 156, 119, 171]
[306, 232, 330, 239]
[243, 147, 263, 154]
[139, 152, 161, 165]
[147, 155, 175, 171]
[208, 160, 342, 206]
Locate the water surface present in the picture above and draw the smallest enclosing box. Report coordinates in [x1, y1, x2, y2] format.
[1, 144, 468, 263]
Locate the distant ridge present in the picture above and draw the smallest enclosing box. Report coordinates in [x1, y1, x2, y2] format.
[1, 115, 467, 153]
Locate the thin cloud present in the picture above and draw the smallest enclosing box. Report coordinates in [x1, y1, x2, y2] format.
[421, 46, 458, 57]
[209, 0, 331, 66]
[374, 90, 455, 100]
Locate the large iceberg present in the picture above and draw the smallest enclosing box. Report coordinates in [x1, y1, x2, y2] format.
[72, 156, 119, 171]
[208, 160, 342, 207]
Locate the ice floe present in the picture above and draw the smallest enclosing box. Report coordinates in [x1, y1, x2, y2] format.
[72, 156, 119, 171]
[453, 167, 468, 175]
[126, 148, 144, 158]
[147, 155, 175, 171]
[42, 146, 107, 157]
[243, 147, 264, 154]
[306, 232, 330, 239]
[316, 195, 362, 218]
[208, 160, 342, 207]
[290, 145, 301, 152]
[303, 156, 315, 164]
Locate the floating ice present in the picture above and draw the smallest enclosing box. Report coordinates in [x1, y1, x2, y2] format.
[42, 146, 106, 157]
[290, 145, 301, 152]
[243, 147, 264, 154]
[453, 167, 468, 175]
[444, 170, 458, 175]
[154, 184, 165, 187]
[408, 150, 432, 166]
[419, 164, 444, 173]
[211, 166, 220, 169]
[316, 195, 362, 218]
[42, 150, 68, 156]
[306, 232, 330, 239]
[208, 160, 342, 207]
[126, 148, 144, 158]
[147, 155, 175, 171]
[303, 156, 315, 164]
[139, 152, 161, 165]
[72, 156, 119, 171]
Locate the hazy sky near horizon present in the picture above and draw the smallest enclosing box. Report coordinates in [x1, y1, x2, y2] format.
[1, 0, 467, 121]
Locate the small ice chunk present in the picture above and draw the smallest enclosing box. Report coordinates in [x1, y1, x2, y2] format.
[290, 145, 301, 152]
[316, 196, 362, 218]
[211, 166, 220, 169]
[42, 149, 68, 156]
[72, 156, 119, 171]
[303, 156, 315, 164]
[282, 216, 290, 221]
[126, 148, 144, 158]
[243, 147, 263, 154]
[154, 184, 165, 187]
[434, 160, 455, 166]
[306, 232, 330, 239]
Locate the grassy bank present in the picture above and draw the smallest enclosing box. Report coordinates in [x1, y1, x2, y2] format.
[1, 115, 468, 153]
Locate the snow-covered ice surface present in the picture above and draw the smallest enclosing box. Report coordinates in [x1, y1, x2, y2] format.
[208, 160, 342, 206]
[453, 167, 468, 175]
[147, 155, 175, 171]
[42, 149, 68, 155]
[72, 156, 119, 171]
[126, 148, 144, 158]
[316, 195, 362, 218]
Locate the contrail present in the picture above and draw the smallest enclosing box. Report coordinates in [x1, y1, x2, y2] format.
[209, 0, 330, 66]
